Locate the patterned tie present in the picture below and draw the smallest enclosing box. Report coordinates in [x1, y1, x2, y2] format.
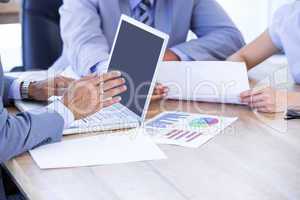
[134, 0, 154, 26]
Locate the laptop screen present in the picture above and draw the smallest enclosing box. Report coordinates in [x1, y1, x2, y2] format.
[108, 17, 167, 118]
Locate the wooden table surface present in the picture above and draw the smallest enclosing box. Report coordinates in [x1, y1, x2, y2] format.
[3, 65, 300, 200]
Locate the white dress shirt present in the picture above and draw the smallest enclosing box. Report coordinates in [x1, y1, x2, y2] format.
[8, 80, 75, 128]
[268, 1, 300, 84]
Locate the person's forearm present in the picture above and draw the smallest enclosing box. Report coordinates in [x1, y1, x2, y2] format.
[227, 31, 280, 71]
[288, 92, 300, 108]
[227, 51, 254, 70]
[174, 28, 245, 61]
[185, 0, 245, 61]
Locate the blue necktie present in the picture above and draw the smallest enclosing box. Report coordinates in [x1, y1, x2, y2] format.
[134, 0, 154, 26]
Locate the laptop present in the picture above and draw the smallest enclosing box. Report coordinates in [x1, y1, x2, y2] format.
[15, 15, 169, 135]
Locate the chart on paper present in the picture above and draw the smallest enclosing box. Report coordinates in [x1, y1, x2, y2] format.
[146, 112, 238, 148]
[146, 112, 224, 132]
[165, 130, 204, 142]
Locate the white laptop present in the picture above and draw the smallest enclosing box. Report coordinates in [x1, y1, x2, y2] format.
[15, 15, 169, 135]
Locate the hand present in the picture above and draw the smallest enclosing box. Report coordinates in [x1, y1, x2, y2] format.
[163, 49, 180, 61]
[28, 76, 74, 101]
[151, 83, 168, 101]
[62, 71, 127, 120]
[240, 87, 288, 113]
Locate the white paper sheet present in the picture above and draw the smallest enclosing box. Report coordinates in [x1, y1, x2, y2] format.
[146, 112, 238, 148]
[30, 129, 167, 169]
[157, 61, 250, 104]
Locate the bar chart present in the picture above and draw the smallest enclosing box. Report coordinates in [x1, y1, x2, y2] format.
[164, 129, 203, 143]
[146, 112, 220, 130]
[146, 112, 190, 128]
[146, 112, 238, 148]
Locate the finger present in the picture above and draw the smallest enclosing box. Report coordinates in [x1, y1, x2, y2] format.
[151, 94, 166, 101]
[102, 85, 127, 100]
[240, 89, 264, 98]
[252, 104, 278, 113]
[256, 107, 272, 113]
[92, 71, 122, 85]
[161, 87, 169, 94]
[249, 101, 267, 109]
[102, 96, 122, 108]
[103, 78, 126, 91]
[154, 86, 168, 95]
[156, 83, 169, 91]
[241, 93, 266, 104]
[153, 88, 165, 95]
[155, 83, 165, 90]
[154, 89, 168, 96]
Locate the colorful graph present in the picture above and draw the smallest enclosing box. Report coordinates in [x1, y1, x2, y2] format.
[164, 129, 203, 143]
[146, 112, 238, 148]
[146, 112, 220, 130]
[189, 117, 219, 129]
[146, 112, 190, 128]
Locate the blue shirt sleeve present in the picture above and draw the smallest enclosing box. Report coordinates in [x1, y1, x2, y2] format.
[170, 48, 193, 61]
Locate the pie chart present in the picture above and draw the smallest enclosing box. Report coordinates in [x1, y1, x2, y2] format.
[189, 117, 219, 128]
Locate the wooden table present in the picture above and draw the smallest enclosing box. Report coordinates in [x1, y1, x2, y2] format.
[3, 65, 300, 200]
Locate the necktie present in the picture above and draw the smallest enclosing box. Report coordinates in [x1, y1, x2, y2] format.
[134, 0, 154, 26]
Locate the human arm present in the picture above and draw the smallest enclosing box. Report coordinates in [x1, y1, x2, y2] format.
[0, 71, 127, 162]
[0, 100, 65, 162]
[227, 31, 282, 113]
[228, 31, 292, 113]
[59, 0, 110, 76]
[6, 76, 74, 103]
[173, 0, 245, 61]
[227, 31, 280, 70]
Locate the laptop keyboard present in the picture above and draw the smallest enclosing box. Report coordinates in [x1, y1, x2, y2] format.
[70, 103, 139, 128]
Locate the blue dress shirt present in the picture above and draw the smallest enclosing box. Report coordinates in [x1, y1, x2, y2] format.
[90, 0, 191, 73]
[53, 0, 245, 76]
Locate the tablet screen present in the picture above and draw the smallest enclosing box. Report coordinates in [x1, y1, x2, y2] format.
[108, 19, 166, 118]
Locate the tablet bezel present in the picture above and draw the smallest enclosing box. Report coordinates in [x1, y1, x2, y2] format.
[107, 14, 169, 123]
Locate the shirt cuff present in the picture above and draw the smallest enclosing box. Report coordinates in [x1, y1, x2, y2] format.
[47, 100, 75, 129]
[170, 47, 193, 61]
[8, 79, 22, 100]
[90, 60, 109, 74]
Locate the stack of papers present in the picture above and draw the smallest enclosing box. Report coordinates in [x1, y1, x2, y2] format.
[30, 129, 167, 169]
[145, 111, 238, 148]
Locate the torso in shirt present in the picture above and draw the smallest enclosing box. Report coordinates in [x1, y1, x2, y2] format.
[269, 1, 300, 83]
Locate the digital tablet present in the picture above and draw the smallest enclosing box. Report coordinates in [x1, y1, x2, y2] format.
[108, 15, 169, 121]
